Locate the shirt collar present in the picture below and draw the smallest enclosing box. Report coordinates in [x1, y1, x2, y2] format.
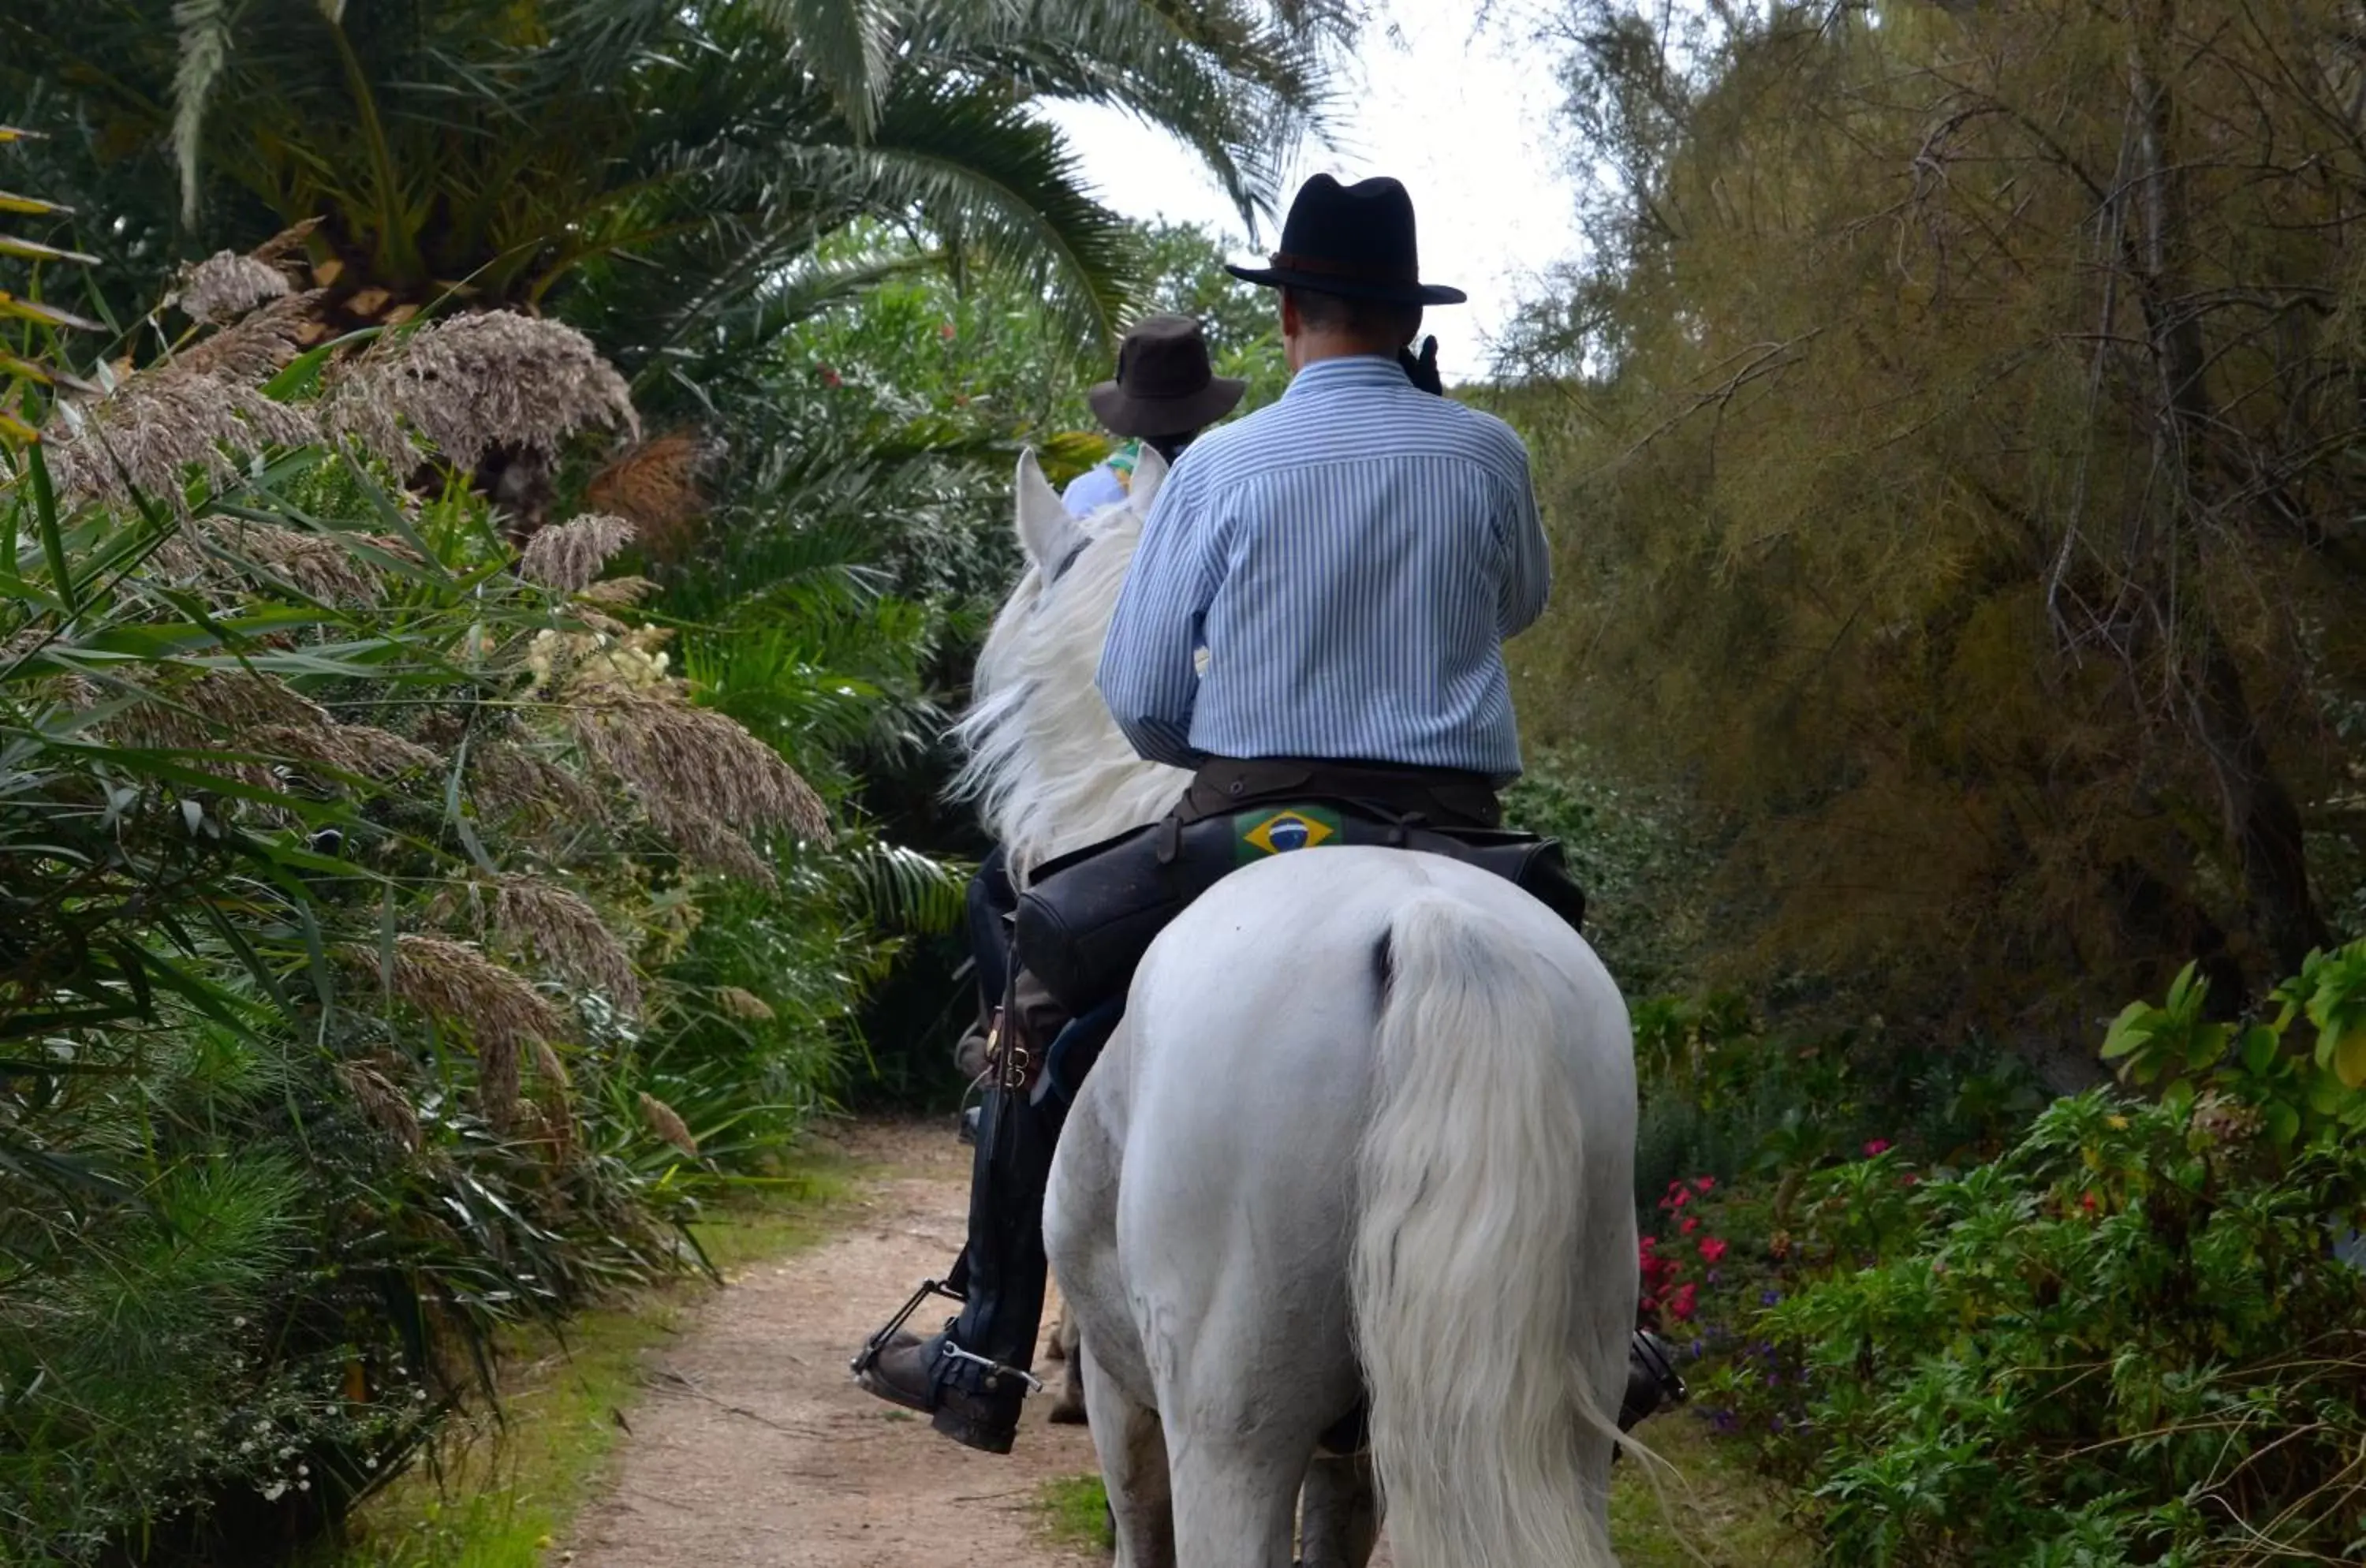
[1283, 354, 1409, 399]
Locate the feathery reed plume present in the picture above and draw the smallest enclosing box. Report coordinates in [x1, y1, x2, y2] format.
[638, 1092, 699, 1157]
[171, 290, 326, 383]
[360, 934, 562, 1062]
[520, 513, 635, 592]
[479, 1034, 522, 1132]
[490, 873, 641, 1014]
[248, 217, 323, 267]
[244, 722, 439, 778]
[111, 668, 327, 762]
[533, 1047, 577, 1165]
[470, 741, 605, 825]
[647, 805, 777, 886]
[340, 1059, 423, 1153]
[716, 986, 775, 1022]
[170, 248, 293, 326]
[47, 369, 318, 512]
[571, 692, 830, 847]
[583, 431, 714, 556]
[576, 576, 658, 609]
[151, 517, 383, 605]
[323, 311, 637, 472]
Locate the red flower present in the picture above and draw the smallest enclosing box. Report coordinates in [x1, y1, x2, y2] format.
[1668, 1188, 1691, 1209]
[939, 321, 957, 341]
[1693, 1176, 1717, 1193]
[1900, 1173, 1920, 1187]
[1638, 1235, 1658, 1254]
[2081, 1190, 2099, 1212]
[1678, 1215, 1700, 1236]
[1698, 1237, 1728, 1264]
[1667, 1282, 1699, 1320]
[818, 364, 842, 387]
[1864, 1139, 1892, 1157]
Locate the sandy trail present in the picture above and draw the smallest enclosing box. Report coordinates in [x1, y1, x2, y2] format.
[566, 1120, 1100, 1567]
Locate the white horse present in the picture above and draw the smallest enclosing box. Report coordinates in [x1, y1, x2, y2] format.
[961, 446, 1637, 1568]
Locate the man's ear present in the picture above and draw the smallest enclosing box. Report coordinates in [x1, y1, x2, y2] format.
[1015, 448, 1086, 573]
[1129, 443, 1170, 517]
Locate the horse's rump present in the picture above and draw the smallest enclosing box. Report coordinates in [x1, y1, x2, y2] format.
[1050, 848, 1633, 1567]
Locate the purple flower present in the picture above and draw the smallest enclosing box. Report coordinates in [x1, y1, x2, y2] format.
[1761, 1290, 1782, 1306]
[1709, 1408, 1739, 1434]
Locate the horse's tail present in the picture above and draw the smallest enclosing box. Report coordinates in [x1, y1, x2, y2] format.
[1351, 894, 1624, 1568]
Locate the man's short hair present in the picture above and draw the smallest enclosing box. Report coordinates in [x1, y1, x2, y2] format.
[1285, 286, 1423, 346]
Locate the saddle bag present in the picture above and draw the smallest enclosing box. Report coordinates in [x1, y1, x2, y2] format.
[1013, 803, 1588, 1017]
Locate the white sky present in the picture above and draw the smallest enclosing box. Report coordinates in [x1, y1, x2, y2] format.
[1040, 1, 1581, 383]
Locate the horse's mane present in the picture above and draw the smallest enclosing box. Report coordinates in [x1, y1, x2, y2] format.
[953, 489, 1189, 877]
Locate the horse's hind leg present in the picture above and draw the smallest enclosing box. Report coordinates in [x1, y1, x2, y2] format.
[1047, 1309, 1087, 1423]
[1299, 1450, 1378, 1568]
[1081, 1350, 1174, 1568]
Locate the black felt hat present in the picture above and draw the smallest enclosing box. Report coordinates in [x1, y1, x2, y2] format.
[1086, 314, 1247, 439]
[1226, 174, 1466, 306]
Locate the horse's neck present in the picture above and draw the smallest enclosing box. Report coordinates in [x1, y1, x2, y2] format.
[963, 519, 1188, 875]
[991, 697, 1185, 875]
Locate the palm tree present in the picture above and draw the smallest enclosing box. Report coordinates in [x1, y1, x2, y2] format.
[2, 0, 1356, 361]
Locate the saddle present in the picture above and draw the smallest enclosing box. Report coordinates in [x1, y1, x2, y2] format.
[1013, 800, 1588, 1021]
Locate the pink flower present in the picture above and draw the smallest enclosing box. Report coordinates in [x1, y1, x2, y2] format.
[939, 321, 957, 341]
[1698, 1237, 1728, 1265]
[1864, 1139, 1892, 1157]
[1667, 1282, 1699, 1320]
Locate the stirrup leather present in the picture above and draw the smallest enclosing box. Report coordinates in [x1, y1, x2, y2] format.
[849, 1276, 964, 1376]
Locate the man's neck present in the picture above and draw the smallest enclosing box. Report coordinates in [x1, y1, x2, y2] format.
[1291, 335, 1402, 373]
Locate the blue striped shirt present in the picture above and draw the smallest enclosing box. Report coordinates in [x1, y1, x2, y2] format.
[1095, 355, 1549, 780]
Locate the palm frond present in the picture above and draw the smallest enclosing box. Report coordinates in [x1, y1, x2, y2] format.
[743, 0, 898, 136]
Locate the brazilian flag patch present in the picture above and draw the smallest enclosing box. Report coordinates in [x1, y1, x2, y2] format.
[1234, 805, 1344, 864]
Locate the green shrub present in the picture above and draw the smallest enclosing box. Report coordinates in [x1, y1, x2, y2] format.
[1644, 950, 2366, 1565]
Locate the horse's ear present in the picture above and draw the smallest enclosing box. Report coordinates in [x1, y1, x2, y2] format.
[1129, 443, 1169, 517]
[1015, 448, 1086, 573]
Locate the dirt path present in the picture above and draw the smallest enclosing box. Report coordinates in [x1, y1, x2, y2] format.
[565, 1120, 1101, 1568]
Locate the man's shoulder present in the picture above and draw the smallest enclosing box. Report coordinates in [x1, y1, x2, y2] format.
[1171, 376, 1532, 489]
[1427, 397, 1532, 477]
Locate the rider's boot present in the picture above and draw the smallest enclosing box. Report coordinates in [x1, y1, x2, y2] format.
[853, 1066, 1058, 1453]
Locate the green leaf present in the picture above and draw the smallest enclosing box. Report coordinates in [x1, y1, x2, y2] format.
[2264, 1100, 2301, 1149]
[2333, 1027, 2366, 1090]
[27, 439, 71, 614]
[2099, 999, 2155, 1060]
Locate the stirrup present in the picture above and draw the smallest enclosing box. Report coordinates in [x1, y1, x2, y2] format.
[849, 1277, 965, 1376]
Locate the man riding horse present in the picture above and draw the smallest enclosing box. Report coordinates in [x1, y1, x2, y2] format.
[856, 174, 1686, 1456]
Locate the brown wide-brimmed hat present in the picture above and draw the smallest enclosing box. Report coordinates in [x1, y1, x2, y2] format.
[1225, 174, 1466, 306]
[1088, 314, 1247, 439]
